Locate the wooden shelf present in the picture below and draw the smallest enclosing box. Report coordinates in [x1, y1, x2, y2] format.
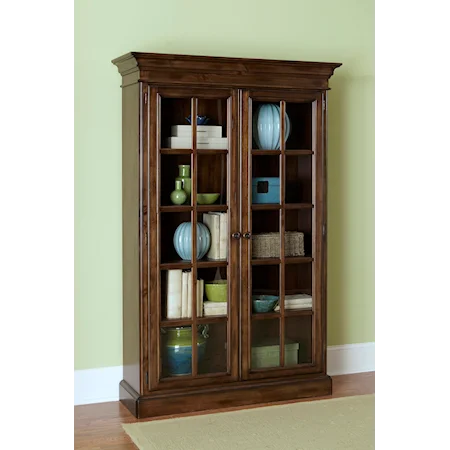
[252, 204, 281, 211]
[161, 148, 192, 154]
[160, 205, 193, 213]
[252, 149, 313, 155]
[197, 205, 228, 212]
[285, 150, 314, 155]
[252, 203, 313, 211]
[252, 256, 313, 265]
[284, 203, 314, 210]
[160, 148, 228, 155]
[251, 257, 281, 266]
[160, 259, 228, 270]
[161, 316, 228, 327]
[251, 309, 313, 320]
[160, 205, 228, 213]
[285, 256, 314, 264]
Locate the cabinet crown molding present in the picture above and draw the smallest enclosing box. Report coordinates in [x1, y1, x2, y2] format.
[112, 52, 342, 90]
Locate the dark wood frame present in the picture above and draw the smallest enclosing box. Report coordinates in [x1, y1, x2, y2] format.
[113, 52, 341, 418]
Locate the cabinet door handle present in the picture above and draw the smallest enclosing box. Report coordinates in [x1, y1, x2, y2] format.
[243, 232, 252, 239]
[232, 232, 241, 240]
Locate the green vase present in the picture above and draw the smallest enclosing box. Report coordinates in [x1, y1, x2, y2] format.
[170, 180, 187, 205]
[164, 326, 208, 376]
[175, 165, 191, 204]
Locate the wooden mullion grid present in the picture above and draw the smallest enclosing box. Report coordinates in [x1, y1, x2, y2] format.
[190, 97, 198, 377]
[279, 101, 286, 368]
[151, 90, 163, 388]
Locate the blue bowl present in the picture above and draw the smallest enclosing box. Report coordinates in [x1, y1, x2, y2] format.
[186, 115, 210, 125]
[252, 295, 279, 313]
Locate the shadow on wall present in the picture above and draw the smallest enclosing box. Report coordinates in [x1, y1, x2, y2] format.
[325, 71, 375, 345]
[327, 74, 347, 345]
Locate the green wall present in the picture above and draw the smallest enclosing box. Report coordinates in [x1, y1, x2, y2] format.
[75, 0, 374, 370]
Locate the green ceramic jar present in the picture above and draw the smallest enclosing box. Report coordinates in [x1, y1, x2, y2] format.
[170, 180, 187, 205]
[164, 326, 207, 376]
[175, 165, 191, 204]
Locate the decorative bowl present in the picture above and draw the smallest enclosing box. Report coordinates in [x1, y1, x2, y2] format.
[252, 295, 279, 313]
[186, 115, 210, 125]
[252, 104, 291, 150]
[205, 280, 228, 302]
[197, 193, 220, 205]
[173, 222, 211, 260]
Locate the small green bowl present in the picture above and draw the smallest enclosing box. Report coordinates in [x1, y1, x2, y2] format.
[252, 295, 279, 313]
[197, 193, 220, 205]
[205, 280, 227, 302]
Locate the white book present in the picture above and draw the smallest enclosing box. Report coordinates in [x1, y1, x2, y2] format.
[166, 137, 228, 150]
[217, 212, 228, 260]
[285, 294, 312, 302]
[181, 271, 189, 318]
[203, 213, 220, 260]
[166, 270, 182, 319]
[187, 272, 192, 318]
[197, 278, 204, 318]
[203, 302, 227, 317]
[171, 125, 222, 138]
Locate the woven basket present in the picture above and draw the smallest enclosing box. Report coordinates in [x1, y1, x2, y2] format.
[252, 232, 305, 258]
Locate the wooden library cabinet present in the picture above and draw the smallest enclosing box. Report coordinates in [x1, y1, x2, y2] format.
[112, 52, 341, 418]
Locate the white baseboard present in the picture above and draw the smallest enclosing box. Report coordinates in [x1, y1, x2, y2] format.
[74, 342, 374, 406]
[327, 342, 375, 376]
[74, 365, 123, 406]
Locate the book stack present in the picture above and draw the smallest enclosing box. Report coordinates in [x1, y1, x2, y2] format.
[165, 125, 228, 149]
[166, 269, 204, 319]
[202, 212, 228, 260]
[274, 294, 312, 311]
[203, 301, 227, 317]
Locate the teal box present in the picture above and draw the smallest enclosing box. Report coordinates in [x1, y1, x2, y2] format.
[252, 177, 280, 204]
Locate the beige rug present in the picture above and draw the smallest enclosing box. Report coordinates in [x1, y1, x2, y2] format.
[123, 394, 374, 450]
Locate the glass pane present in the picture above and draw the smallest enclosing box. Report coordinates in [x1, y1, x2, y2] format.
[252, 154, 280, 205]
[284, 316, 313, 365]
[161, 97, 192, 150]
[251, 265, 280, 314]
[284, 209, 312, 258]
[195, 97, 229, 149]
[280, 263, 312, 313]
[252, 101, 288, 151]
[160, 212, 192, 264]
[285, 155, 312, 204]
[161, 326, 197, 377]
[251, 319, 280, 369]
[251, 210, 280, 260]
[161, 154, 192, 206]
[197, 154, 227, 206]
[198, 266, 228, 317]
[162, 268, 210, 320]
[285, 102, 312, 150]
[198, 322, 228, 375]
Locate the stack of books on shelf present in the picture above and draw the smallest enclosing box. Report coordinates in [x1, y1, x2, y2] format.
[166, 269, 204, 319]
[203, 212, 228, 260]
[274, 293, 312, 311]
[203, 301, 227, 317]
[165, 125, 228, 149]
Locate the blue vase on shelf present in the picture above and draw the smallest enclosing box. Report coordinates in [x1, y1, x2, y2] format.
[253, 104, 291, 150]
[173, 222, 211, 260]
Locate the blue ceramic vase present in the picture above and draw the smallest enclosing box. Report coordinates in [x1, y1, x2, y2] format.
[173, 222, 211, 260]
[253, 104, 291, 150]
[164, 326, 208, 376]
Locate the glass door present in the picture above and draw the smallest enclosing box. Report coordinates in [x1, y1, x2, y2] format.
[148, 87, 240, 389]
[241, 90, 326, 380]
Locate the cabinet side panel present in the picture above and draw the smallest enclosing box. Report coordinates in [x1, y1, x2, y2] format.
[122, 82, 141, 393]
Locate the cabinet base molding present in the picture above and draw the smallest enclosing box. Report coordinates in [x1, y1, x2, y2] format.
[120, 374, 332, 419]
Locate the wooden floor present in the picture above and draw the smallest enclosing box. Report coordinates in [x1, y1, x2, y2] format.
[74, 371, 375, 449]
